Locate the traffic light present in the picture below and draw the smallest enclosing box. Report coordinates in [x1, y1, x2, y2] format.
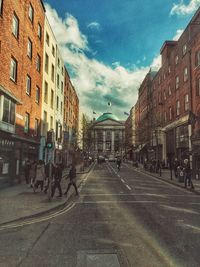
[46, 130, 54, 149]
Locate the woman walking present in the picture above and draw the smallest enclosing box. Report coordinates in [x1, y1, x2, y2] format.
[33, 160, 45, 192]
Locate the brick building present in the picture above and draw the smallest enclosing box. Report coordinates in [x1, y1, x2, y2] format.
[0, 0, 45, 183]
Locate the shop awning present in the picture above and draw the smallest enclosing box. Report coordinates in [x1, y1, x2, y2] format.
[0, 84, 22, 104]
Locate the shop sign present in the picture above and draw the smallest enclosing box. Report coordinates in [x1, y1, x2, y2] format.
[0, 139, 14, 147]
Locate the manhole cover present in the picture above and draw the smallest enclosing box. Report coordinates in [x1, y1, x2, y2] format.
[76, 249, 129, 267]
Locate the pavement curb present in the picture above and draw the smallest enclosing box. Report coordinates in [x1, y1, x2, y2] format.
[0, 163, 95, 227]
[130, 165, 200, 196]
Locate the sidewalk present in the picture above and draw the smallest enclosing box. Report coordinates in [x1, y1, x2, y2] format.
[0, 163, 94, 225]
[125, 161, 200, 194]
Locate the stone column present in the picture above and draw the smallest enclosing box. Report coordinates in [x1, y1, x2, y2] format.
[103, 130, 106, 153]
[111, 130, 115, 154]
[162, 131, 167, 164]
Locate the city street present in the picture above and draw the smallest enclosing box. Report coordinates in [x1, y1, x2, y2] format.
[1, 162, 200, 267]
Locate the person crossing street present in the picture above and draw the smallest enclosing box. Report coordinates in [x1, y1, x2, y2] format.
[64, 165, 79, 196]
[51, 163, 63, 198]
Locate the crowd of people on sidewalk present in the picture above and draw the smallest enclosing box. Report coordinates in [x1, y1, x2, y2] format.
[23, 159, 79, 198]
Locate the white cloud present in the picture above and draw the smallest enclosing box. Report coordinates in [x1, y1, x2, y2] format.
[173, 29, 184, 40]
[170, 0, 200, 16]
[87, 21, 101, 30]
[45, 4, 160, 119]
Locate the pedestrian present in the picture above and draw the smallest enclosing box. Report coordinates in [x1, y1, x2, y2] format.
[116, 157, 121, 171]
[51, 163, 63, 198]
[174, 158, 179, 178]
[64, 165, 79, 196]
[33, 160, 45, 192]
[24, 159, 31, 184]
[30, 160, 37, 188]
[183, 159, 194, 189]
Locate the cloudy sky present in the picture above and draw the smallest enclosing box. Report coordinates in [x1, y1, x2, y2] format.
[44, 0, 200, 119]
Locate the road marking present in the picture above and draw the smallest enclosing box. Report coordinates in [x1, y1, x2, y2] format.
[77, 200, 157, 204]
[126, 185, 132, 191]
[121, 178, 125, 183]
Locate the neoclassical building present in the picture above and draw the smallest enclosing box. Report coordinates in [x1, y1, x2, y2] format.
[88, 113, 125, 158]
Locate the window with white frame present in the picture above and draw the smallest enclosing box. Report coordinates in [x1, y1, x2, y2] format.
[35, 86, 40, 103]
[50, 116, 53, 130]
[175, 76, 179, 89]
[164, 90, 166, 100]
[60, 101, 63, 115]
[27, 38, 32, 59]
[51, 90, 54, 109]
[24, 112, 30, 133]
[184, 94, 189, 111]
[0, 0, 3, 15]
[45, 53, 49, 73]
[168, 85, 171, 96]
[26, 75, 31, 95]
[183, 67, 188, 82]
[61, 81, 63, 93]
[56, 96, 59, 110]
[12, 13, 19, 38]
[169, 107, 172, 120]
[2, 96, 15, 125]
[37, 23, 42, 40]
[51, 64, 55, 82]
[10, 57, 17, 82]
[158, 76, 161, 84]
[164, 111, 167, 122]
[196, 77, 200, 96]
[195, 50, 200, 67]
[168, 65, 171, 73]
[44, 81, 48, 104]
[183, 44, 187, 56]
[58, 58, 60, 68]
[175, 55, 179, 65]
[28, 3, 34, 23]
[52, 45, 55, 56]
[36, 54, 41, 72]
[57, 74, 60, 88]
[176, 100, 180, 116]
[46, 32, 49, 46]
[34, 118, 39, 136]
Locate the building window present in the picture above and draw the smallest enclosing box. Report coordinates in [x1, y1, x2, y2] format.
[36, 54, 41, 72]
[27, 38, 32, 59]
[46, 32, 49, 46]
[61, 81, 63, 93]
[175, 55, 179, 65]
[10, 57, 17, 82]
[183, 67, 188, 82]
[57, 74, 60, 88]
[164, 111, 167, 122]
[183, 44, 187, 56]
[163, 90, 166, 100]
[34, 118, 39, 136]
[158, 76, 161, 84]
[24, 113, 30, 133]
[168, 65, 171, 74]
[196, 77, 200, 96]
[51, 64, 55, 82]
[36, 86, 40, 104]
[62, 67, 64, 75]
[45, 53, 49, 73]
[52, 45, 55, 56]
[43, 111, 47, 134]
[169, 107, 172, 120]
[12, 13, 19, 39]
[26, 75, 31, 95]
[60, 101, 63, 115]
[175, 76, 179, 89]
[50, 116, 53, 129]
[44, 81, 48, 104]
[38, 23, 42, 40]
[163, 73, 166, 80]
[184, 94, 189, 111]
[176, 100, 180, 116]
[28, 3, 34, 23]
[51, 89, 54, 109]
[56, 96, 59, 110]
[0, 0, 3, 15]
[168, 85, 171, 96]
[58, 58, 60, 68]
[2, 97, 15, 125]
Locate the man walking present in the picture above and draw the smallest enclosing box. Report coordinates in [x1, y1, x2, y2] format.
[64, 165, 79, 196]
[51, 163, 63, 198]
[33, 160, 45, 192]
[24, 159, 31, 184]
[116, 157, 121, 171]
[183, 158, 194, 189]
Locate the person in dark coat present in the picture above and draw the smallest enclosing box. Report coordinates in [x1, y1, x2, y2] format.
[64, 165, 78, 196]
[183, 159, 194, 189]
[116, 157, 121, 171]
[24, 159, 31, 184]
[51, 163, 63, 198]
[174, 158, 180, 178]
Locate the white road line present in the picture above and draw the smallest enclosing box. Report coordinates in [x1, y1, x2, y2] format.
[126, 185, 132, 191]
[121, 178, 125, 183]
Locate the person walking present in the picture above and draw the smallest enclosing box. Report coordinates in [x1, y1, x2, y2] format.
[33, 160, 45, 192]
[24, 159, 31, 184]
[64, 165, 79, 196]
[30, 160, 37, 188]
[51, 163, 63, 198]
[174, 158, 179, 178]
[116, 157, 121, 171]
[183, 159, 194, 189]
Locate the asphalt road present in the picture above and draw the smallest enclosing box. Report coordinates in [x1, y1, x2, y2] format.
[1, 162, 200, 267]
